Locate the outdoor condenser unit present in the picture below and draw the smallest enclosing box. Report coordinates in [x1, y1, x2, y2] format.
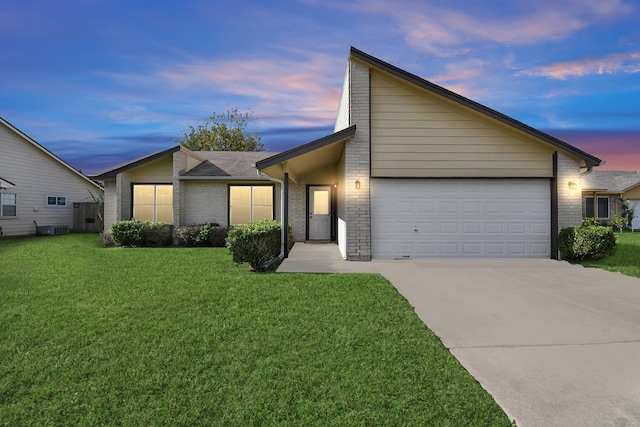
[36, 225, 70, 236]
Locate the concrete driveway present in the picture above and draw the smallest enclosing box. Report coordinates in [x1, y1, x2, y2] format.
[377, 259, 640, 427]
[279, 247, 640, 426]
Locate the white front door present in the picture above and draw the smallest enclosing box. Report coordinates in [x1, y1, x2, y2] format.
[309, 186, 331, 240]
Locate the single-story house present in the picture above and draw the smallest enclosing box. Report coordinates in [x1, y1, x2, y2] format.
[92, 47, 604, 260]
[581, 170, 640, 229]
[0, 116, 104, 237]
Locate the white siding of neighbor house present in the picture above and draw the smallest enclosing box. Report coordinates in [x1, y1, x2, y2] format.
[369, 72, 555, 178]
[0, 121, 102, 236]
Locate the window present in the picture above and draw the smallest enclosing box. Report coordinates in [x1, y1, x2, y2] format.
[585, 196, 610, 219]
[46, 195, 66, 207]
[0, 193, 16, 217]
[133, 184, 173, 222]
[229, 185, 274, 225]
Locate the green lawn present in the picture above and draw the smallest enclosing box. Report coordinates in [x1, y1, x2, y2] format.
[579, 232, 640, 278]
[0, 234, 511, 426]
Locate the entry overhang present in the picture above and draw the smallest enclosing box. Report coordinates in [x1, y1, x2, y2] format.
[255, 126, 356, 181]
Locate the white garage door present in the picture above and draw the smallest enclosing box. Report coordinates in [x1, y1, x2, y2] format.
[371, 179, 550, 259]
[629, 200, 640, 230]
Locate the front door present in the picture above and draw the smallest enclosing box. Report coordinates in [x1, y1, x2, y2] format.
[308, 185, 332, 240]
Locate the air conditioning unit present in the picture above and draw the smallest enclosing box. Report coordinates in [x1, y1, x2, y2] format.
[36, 225, 70, 236]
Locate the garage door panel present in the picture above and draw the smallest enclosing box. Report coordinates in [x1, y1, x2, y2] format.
[371, 178, 551, 259]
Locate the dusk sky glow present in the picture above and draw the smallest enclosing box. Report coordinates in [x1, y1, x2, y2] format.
[2, 0, 639, 174]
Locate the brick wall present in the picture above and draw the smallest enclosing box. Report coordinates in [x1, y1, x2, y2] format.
[343, 59, 371, 261]
[182, 182, 228, 226]
[173, 151, 186, 226]
[288, 180, 306, 241]
[557, 152, 583, 231]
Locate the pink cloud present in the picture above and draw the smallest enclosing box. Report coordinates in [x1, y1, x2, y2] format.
[314, 0, 635, 57]
[155, 53, 343, 126]
[551, 129, 640, 170]
[521, 52, 640, 80]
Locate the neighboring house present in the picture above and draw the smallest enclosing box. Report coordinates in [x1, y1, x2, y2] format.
[581, 170, 640, 229]
[0, 117, 103, 236]
[92, 47, 603, 260]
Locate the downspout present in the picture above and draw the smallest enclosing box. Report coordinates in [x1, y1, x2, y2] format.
[254, 167, 286, 268]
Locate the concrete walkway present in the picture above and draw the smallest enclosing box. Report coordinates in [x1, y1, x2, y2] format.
[278, 244, 640, 427]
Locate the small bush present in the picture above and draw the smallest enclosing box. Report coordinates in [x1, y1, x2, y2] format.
[581, 217, 601, 227]
[226, 220, 284, 272]
[175, 223, 228, 247]
[558, 225, 616, 261]
[110, 220, 173, 247]
[612, 215, 627, 232]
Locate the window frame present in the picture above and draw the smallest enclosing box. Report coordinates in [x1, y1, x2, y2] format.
[0, 192, 17, 217]
[228, 184, 275, 226]
[585, 196, 610, 220]
[131, 183, 173, 223]
[46, 195, 67, 207]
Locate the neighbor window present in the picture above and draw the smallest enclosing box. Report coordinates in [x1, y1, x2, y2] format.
[229, 185, 274, 225]
[133, 184, 173, 223]
[0, 193, 17, 217]
[46, 195, 66, 207]
[585, 196, 609, 219]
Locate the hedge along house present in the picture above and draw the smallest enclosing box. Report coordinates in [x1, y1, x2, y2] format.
[93, 47, 603, 260]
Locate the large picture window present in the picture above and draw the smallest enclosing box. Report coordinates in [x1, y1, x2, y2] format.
[229, 185, 274, 225]
[585, 196, 609, 219]
[133, 184, 173, 223]
[0, 193, 17, 217]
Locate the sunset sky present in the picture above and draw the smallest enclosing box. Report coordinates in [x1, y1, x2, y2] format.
[1, 0, 639, 174]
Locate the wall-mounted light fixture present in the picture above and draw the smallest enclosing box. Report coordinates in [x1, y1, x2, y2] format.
[568, 181, 577, 190]
[355, 180, 361, 189]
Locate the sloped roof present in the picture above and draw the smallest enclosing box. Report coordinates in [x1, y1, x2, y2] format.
[90, 146, 181, 180]
[0, 176, 16, 189]
[0, 116, 102, 189]
[181, 151, 278, 178]
[581, 170, 640, 193]
[349, 47, 603, 168]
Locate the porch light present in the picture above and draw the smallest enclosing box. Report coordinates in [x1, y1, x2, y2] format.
[568, 181, 577, 190]
[355, 180, 360, 189]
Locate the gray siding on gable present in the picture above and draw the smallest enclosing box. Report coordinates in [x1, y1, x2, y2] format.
[0, 122, 102, 236]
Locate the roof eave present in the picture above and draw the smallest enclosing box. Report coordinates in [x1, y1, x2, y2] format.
[256, 125, 356, 170]
[90, 146, 181, 180]
[0, 116, 103, 190]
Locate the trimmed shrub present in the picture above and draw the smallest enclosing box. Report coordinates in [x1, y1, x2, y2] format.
[558, 225, 616, 261]
[581, 217, 601, 227]
[110, 220, 173, 247]
[175, 223, 228, 247]
[226, 220, 283, 272]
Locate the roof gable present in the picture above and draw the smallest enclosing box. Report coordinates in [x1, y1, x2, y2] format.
[180, 151, 277, 178]
[90, 146, 181, 180]
[350, 47, 602, 168]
